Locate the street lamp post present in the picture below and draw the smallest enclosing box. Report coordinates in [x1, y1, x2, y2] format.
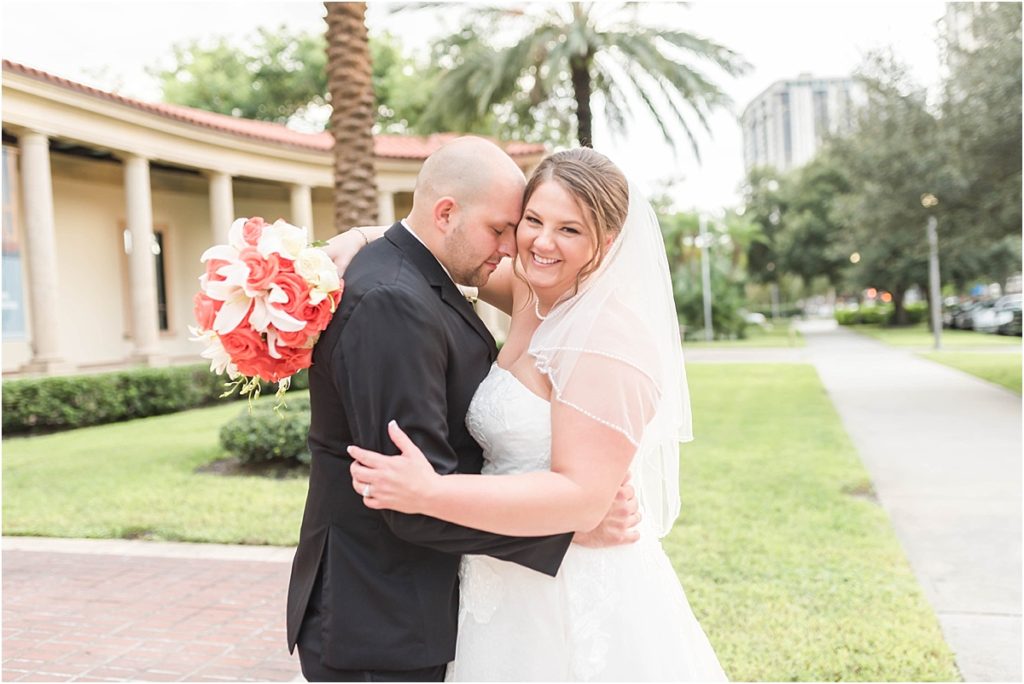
[699, 214, 713, 341]
[921, 193, 942, 350]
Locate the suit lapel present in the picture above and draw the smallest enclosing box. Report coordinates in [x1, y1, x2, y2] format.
[385, 224, 498, 359]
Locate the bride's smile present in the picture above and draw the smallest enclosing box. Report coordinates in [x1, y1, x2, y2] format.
[516, 180, 604, 308]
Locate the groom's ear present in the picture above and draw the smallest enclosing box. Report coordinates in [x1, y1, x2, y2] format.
[433, 197, 458, 234]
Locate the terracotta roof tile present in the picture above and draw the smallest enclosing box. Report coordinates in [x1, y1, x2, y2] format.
[1, 60, 547, 160]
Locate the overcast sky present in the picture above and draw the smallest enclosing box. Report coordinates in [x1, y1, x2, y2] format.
[2, 0, 949, 211]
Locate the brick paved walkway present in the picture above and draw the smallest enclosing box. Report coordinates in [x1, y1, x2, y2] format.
[2, 538, 301, 682]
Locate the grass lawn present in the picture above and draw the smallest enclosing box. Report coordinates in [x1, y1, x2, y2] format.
[685, 322, 805, 348]
[2, 366, 958, 680]
[2, 396, 309, 545]
[668, 364, 958, 681]
[921, 351, 1022, 394]
[850, 322, 1021, 349]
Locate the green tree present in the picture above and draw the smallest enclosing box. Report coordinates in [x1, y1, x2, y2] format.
[416, 3, 749, 151]
[152, 28, 437, 133]
[936, 2, 1022, 289]
[658, 207, 754, 339]
[739, 166, 788, 287]
[774, 152, 852, 288]
[828, 53, 943, 324]
[150, 26, 328, 123]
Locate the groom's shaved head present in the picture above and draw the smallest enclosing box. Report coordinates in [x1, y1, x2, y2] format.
[411, 137, 526, 215]
[407, 136, 525, 287]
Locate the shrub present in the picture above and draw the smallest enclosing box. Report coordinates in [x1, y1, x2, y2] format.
[835, 302, 929, 326]
[219, 398, 311, 465]
[2, 365, 308, 435]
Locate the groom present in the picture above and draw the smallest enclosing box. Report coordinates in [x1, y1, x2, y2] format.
[287, 137, 637, 682]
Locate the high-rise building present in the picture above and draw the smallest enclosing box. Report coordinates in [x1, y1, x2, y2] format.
[741, 74, 865, 173]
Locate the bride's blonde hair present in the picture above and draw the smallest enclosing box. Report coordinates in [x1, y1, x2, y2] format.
[521, 148, 629, 295]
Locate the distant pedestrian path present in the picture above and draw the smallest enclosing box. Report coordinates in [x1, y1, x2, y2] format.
[2, 537, 300, 682]
[795, 319, 1022, 682]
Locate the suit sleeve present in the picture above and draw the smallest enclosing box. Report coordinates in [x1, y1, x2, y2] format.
[336, 285, 572, 577]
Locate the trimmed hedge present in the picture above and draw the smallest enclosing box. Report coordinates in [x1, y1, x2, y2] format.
[2, 364, 308, 436]
[219, 397, 312, 465]
[835, 302, 929, 326]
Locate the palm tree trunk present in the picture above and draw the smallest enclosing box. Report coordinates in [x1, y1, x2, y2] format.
[570, 55, 594, 148]
[324, 2, 378, 231]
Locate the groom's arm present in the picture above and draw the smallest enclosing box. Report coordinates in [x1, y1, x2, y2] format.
[336, 285, 573, 577]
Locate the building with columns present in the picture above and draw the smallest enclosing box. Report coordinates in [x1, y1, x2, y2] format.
[1, 60, 544, 377]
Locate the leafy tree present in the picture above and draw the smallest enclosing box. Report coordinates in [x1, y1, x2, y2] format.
[152, 27, 437, 134]
[936, 2, 1022, 289]
[658, 207, 754, 339]
[828, 53, 944, 324]
[739, 166, 788, 287]
[415, 2, 749, 151]
[773, 152, 852, 288]
[939, 2, 1022, 242]
[324, 2, 378, 229]
[150, 26, 328, 123]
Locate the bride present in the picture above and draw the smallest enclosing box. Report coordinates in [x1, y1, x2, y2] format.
[341, 148, 724, 681]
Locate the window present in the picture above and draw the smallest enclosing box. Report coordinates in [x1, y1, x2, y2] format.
[121, 226, 170, 332]
[154, 231, 168, 331]
[2, 145, 27, 340]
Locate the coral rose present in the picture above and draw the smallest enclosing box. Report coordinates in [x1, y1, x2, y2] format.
[239, 247, 281, 293]
[242, 217, 266, 246]
[219, 323, 265, 367]
[272, 271, 311, 318]
[204, 258, 230, 283]
[193, 292, 221, 331]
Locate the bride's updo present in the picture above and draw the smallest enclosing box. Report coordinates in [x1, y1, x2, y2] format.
[522, 148, 629, 289]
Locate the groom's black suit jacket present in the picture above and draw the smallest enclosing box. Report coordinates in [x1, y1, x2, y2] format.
[287, 224, 573, 671]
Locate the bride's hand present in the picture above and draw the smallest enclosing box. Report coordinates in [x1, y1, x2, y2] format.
[348, 420, 440, 514]
[323, 227, 377, 277]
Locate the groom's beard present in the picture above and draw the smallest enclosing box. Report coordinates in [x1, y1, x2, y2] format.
[444, 226, 498, 288]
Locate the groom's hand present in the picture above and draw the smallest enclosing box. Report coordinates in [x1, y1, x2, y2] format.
[572, 474, 641, 548]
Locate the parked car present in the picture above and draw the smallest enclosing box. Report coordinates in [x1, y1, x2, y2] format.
[952, 301, 991, 330]
[995, 294, 1023, 336]
[943, 301, 968, 328]
[973, 300, 1003, 333]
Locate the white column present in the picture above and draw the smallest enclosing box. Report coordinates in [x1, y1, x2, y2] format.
[377, 190, 395, 226]
[289, 183, 314, 234]
[19, 131, 71, 373]
[123, 153, 166, 366]
[208, 171, 234, 245]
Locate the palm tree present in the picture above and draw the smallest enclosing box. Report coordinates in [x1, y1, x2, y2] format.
[418, 3, 749, 156]
[324, 2, 379, 230]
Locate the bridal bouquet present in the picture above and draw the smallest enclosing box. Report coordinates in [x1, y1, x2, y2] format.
[190, 217, 342, 405]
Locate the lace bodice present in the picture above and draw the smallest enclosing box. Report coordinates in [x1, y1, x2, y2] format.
[465, 363, 551, 476]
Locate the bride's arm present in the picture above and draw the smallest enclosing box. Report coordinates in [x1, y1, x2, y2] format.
[474, 259, 518, 316]
[349, 401, 636, 536]
[322, 226, 387, 275]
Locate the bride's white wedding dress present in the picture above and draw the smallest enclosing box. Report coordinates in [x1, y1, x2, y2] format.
[446, 363, 727, 682]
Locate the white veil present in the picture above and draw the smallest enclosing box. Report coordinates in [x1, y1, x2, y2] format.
[528, 182, 692, 538]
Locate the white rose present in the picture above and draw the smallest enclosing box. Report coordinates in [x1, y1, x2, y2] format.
[258, 219, 308, 260]
[295, 247, 335, 283]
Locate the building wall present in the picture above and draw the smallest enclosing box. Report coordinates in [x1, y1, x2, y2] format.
[741, 76, 865, 173]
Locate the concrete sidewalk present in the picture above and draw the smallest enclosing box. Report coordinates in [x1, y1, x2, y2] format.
[2, 537, 301, 682]
[793, 320, 1022, 682]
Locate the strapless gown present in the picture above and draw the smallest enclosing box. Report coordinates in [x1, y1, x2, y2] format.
[446, 363, 727, 681]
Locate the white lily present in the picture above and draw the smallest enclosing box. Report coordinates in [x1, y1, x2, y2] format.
[250, 289, 305, 333]
[189, 326, 239, 379]
[226, 218, 250, 251]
